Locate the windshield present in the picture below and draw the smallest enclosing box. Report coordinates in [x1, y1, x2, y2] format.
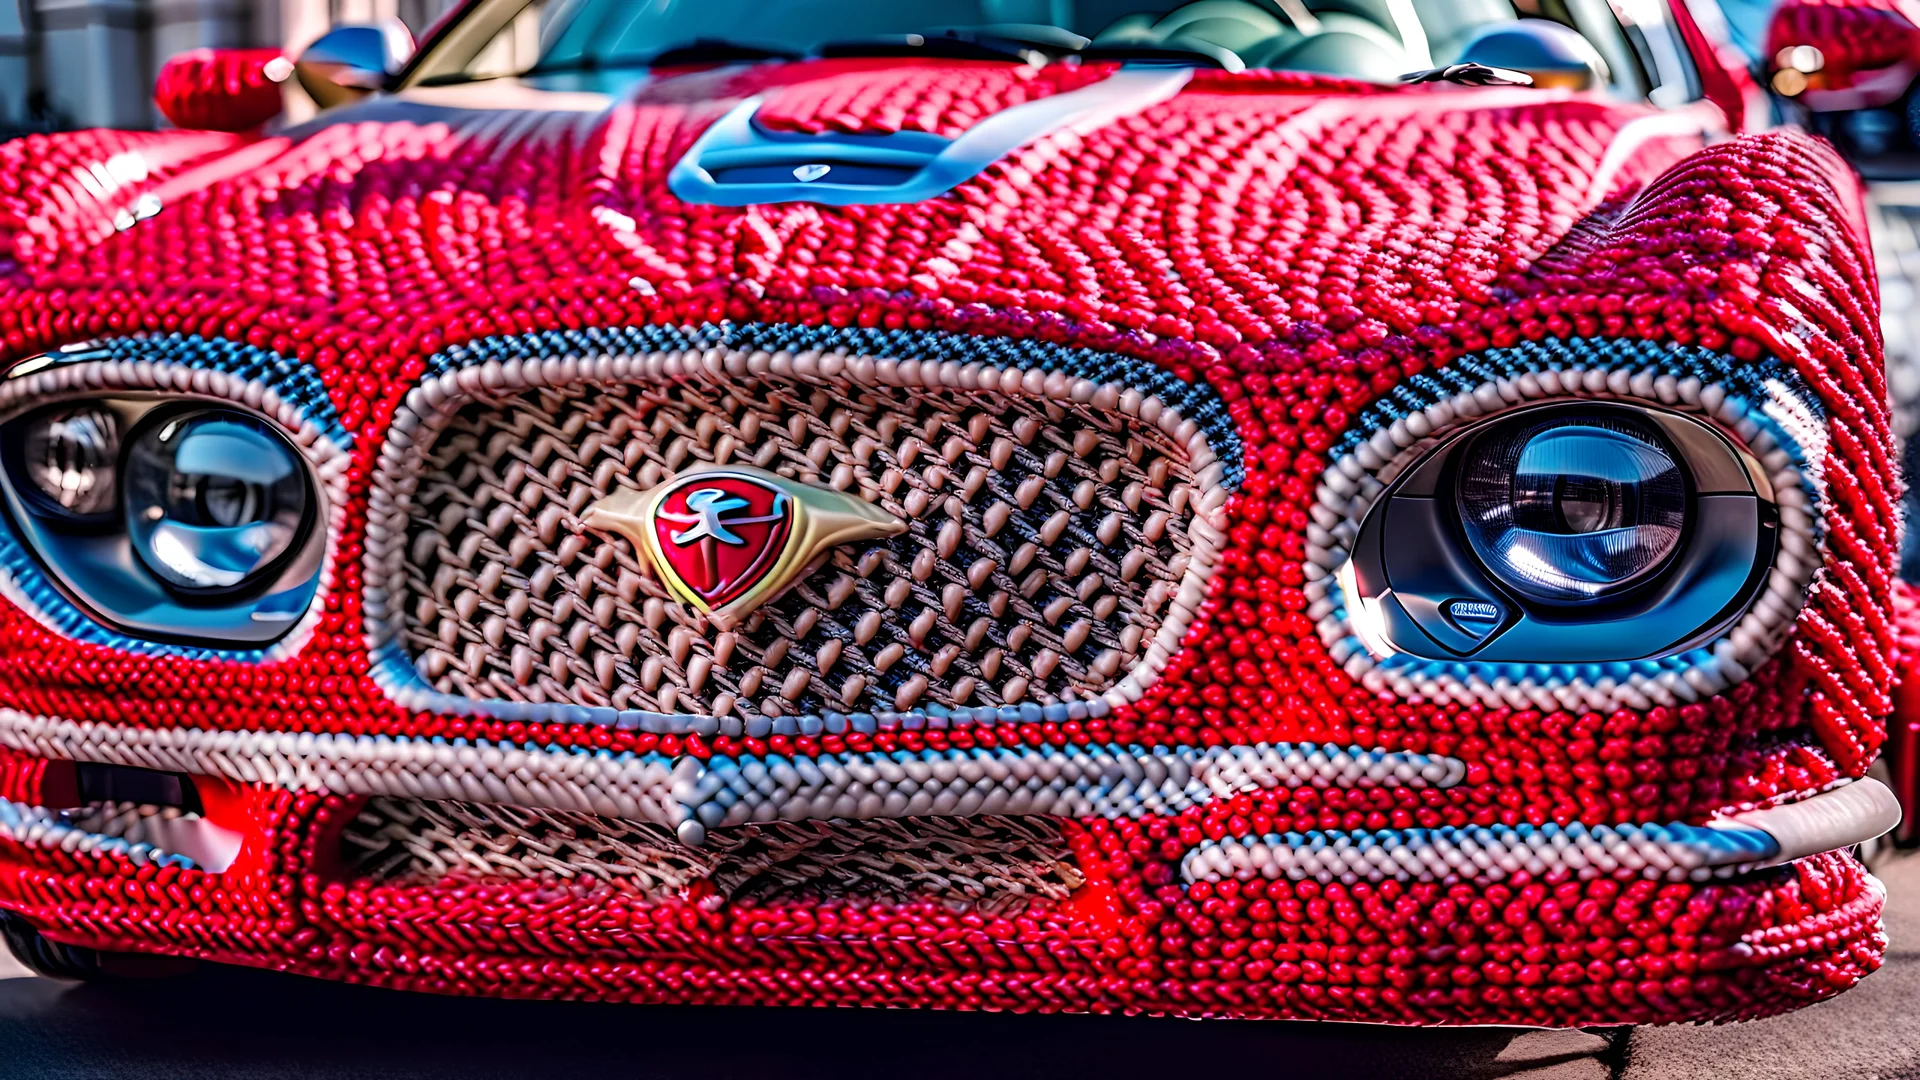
[417, 0, 1687, 99]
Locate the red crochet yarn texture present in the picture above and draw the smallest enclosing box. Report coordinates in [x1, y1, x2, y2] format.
[0, 60, 1903, 1025]
[750, 59, 1117, 136]
[152, 48, 291, 134]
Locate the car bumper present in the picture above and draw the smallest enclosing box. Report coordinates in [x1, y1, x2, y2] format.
[0, 719, 1896, 1025]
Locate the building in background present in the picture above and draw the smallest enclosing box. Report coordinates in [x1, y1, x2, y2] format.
[0, 0, 462, 134]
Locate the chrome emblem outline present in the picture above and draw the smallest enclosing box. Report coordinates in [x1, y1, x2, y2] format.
[584, 464, 907, 630]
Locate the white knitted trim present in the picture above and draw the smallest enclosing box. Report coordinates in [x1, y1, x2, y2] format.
[673, 739, 1466, 844]
[1181, 778, 1898, 886]
[0, 709, 1463, 845]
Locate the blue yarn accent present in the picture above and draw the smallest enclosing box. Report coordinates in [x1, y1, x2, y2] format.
[375, 634, 1116, 732]
[1333, 338, 1824, 461]
[423, 323, 1244, 491]
[85, 334, 352, 450]
[370, 639, 639, 729]
[1223, 820, 1781, 863]
[0, 796, 200, 870]
[0, 335, 346, 662]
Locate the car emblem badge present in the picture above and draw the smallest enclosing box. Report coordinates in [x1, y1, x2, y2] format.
[792, 163, 832, 182]
[584, 464, 906, 629]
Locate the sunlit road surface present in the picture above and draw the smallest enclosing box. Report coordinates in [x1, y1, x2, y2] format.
[4, 190, 1920, 1080]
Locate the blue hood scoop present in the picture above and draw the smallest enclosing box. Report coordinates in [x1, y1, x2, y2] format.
[668, 65, 1191, 207]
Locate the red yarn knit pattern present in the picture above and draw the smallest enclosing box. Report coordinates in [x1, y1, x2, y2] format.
[0, 61, 1901, 1025]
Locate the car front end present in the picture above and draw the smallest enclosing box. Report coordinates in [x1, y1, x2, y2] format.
[0, 0, 1907, 1026]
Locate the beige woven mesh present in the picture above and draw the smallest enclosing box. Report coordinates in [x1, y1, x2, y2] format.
[340, 797, 1082, 913]
[399, 375, 1199, 718]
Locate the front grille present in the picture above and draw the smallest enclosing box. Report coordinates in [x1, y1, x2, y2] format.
[340, 797, 1082, 914]
[397, 372, 1200, 719]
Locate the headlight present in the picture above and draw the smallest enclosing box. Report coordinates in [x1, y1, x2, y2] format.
[15, 405, 120, 519]
[1456, 415, 1686, 603]
[0, 396, 325, 648]
[124, 410, 311, 593]
[1341, 402, 1776, 664]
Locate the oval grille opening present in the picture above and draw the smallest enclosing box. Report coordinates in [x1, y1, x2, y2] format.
[398, 372, 1202, 720]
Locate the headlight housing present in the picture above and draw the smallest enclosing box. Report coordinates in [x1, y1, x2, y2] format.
[1342, 402, 1776, 664]
[0, 398, 325, 648]
[1456, 413, 1687, 603]
[124, 410, 313, 594]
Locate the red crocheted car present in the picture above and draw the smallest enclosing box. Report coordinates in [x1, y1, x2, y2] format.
[0, 0, 1907, 1027]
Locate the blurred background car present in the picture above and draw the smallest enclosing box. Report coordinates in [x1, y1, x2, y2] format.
[0, 1, 463, 135]
[1761, 0, 1920, 158]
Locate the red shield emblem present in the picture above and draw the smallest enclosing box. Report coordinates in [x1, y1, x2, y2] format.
[585, 463, 907, 629]
[648, 472, 793, 608]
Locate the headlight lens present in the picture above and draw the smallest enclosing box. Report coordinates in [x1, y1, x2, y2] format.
[17, 405, 120, 519]
[124, 409, 312, 593]
[1456, 414, 1686, 602]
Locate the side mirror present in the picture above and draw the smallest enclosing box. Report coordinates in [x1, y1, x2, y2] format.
[153, 48, 294, 132]
[1453, 20, 1610, 91]
[295, 21, 415, 109]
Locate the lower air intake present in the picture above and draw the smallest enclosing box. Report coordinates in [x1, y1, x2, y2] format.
[340, 797, 1084, 914]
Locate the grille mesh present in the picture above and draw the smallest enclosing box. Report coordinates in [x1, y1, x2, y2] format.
[340, 797, 1082, 913]
[399, 375, 1198, 718]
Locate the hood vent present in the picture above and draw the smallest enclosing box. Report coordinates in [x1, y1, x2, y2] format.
[668, 65, 1190, 207]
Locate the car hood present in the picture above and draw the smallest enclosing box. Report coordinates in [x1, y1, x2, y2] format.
[0, 60, 1740, 365]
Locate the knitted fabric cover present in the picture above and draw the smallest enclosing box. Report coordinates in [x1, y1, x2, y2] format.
[0, 57, 1904, 1025]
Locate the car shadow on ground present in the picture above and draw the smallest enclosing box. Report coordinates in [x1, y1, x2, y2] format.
[0, 960, 1587, 1080]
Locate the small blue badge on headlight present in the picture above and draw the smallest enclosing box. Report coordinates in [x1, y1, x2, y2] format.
[1442, 598, 1507, 643]
[1445, 599, 1504, 622]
